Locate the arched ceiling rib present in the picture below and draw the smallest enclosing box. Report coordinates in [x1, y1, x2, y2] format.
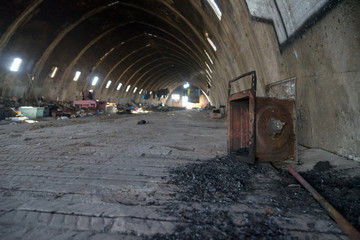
[0, 0, 219, 101]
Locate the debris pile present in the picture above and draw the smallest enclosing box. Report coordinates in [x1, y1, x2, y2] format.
[300, 161, 360, 231]
[147, 154, 292, 239]
[169, 154, 262, 203]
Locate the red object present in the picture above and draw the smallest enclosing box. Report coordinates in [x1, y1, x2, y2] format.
[227, 71, 256, 164]
[96, 101, 107, 110]
[73, 100, 97, 108]
[49, 110, 63, 117]
[227, 71, 296, 163]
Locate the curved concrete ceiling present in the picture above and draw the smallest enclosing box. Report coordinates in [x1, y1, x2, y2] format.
[0, 0, 217, 101]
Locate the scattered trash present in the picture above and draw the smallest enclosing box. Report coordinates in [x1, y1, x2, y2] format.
[25, 120, 38, 123]
[167, 145, 195, 152]
[266, 208, 274, 215]
[6, 117, 29, 122]
[137, 120, 148, 125]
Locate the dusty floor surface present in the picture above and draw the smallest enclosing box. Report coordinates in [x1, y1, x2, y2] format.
[0, 110, 357, 239]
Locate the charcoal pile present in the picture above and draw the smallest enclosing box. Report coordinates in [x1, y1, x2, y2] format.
[300, 161, 360, 231]
[146, 154, 289, 240]
[169, 154, 265, 203]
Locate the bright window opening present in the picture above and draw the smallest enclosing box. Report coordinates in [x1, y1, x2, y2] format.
[139, 89, 143, 94]
[183, 82, 190, 89]
[201, 90, 212, 104]
[73, 71, 81, 81]
[204, 49, 214, 64]
[108, 1, 119, 7]
[126, 85, 131, 92]
[207, 0, 222, 20]
[145, 44, 151, 47]
[50, 67, 58, 78]
[171, 94, 180, 101]
[10, 58, 22, 72]
[207, 37, 217, 51]
[106, 80, 112, 88]
[91, 76, 99, 86]
[206, 69, 212, 78]
[205, 62, 212, 73]
[117, 83, 122, 90]
[133, 87, 137, 93]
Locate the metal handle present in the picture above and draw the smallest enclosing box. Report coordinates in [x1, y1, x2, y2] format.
[228, 71, 257, 96]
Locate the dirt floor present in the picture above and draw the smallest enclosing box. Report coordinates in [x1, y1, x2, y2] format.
[0, 110, 359, 239]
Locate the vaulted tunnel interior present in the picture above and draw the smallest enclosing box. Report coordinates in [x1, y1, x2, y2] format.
[1, 0, 359, 160]
[1, 0, 360, 238]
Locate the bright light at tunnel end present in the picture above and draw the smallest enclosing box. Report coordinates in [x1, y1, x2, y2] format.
[171, 94, 180, 101]
[183, 82, 190, 89]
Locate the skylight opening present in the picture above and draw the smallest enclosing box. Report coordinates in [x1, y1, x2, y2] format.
[91, 76, 99, 86]
[206, 69, 212, 77]
[207, 0, 222, 20]
[205, 62, 212, 73]
[150, 91, 153, 94]
[49, 67, 58, 78]
[106, 80, 112, 89]
[108, 1, 119, 7]
[139, 89, 143, 94]
[204, 49, 214, 64]
[201, 90, 212, 104]
[171, 94, 180, 101]
[145, 44, 151, 47]
[133, 87, 138, 93]
[10, 58, 22, 72]
[126, 85, 131, 92]
[73, 71, 81, 81]
[207, 37, 217, 51]
[117, 83, 122, 90]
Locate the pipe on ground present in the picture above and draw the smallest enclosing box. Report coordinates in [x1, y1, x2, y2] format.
[288, 166, 360, 240]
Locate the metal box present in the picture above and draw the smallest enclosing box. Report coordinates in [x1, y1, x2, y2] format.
[228, 71, 296, 163]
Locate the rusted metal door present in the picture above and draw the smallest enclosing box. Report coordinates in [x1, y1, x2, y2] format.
[227, 71, 256, 164]
[228, 71, 296, 163]
[256, 97, 295, 162]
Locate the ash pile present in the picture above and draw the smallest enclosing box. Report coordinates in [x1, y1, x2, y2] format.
[148, 154, 292, 240]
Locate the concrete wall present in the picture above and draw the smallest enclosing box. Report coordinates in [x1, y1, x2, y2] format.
[206, 0, 359, 159]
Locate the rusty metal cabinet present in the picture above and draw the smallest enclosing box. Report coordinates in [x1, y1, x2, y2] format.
[227, 71, 296, 163]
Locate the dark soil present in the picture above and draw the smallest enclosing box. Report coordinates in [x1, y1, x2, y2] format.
[145, 154, 321, 239]
[168, 154, 265, 203]
[300, 161, 360, 231]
